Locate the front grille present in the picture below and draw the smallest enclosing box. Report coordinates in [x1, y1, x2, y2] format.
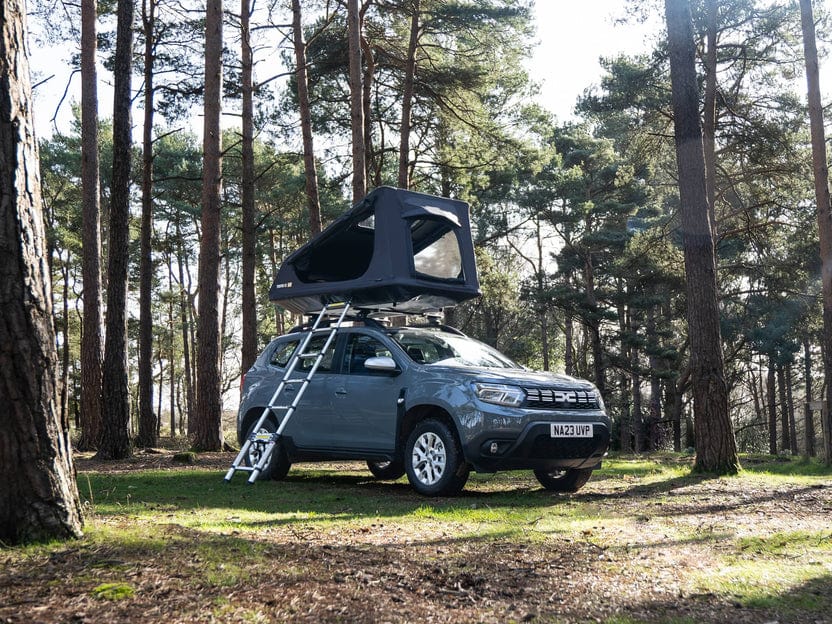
[523, 388, 598, 410]
[529, 434, 606, 459]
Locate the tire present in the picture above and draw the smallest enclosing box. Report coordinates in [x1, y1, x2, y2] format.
[405, 419, 469, 496]
[243, 416, 291, 481]
[533, 467, 593, 493]
[367, 459, 405, 480]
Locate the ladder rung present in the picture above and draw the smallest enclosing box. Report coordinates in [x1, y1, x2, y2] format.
[235, 466, 255, 472]
[298, 352, 320, 359]
[269, 405, 291, 410]
[283, 378, 304, 384]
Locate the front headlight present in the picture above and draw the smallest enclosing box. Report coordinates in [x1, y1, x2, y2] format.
[474, 383, 525, 407]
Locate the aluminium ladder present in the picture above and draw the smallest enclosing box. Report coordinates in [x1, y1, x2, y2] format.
[224, 301, 352, 483]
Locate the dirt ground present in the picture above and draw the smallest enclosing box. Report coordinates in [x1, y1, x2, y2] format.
[2, 453, 831, 624]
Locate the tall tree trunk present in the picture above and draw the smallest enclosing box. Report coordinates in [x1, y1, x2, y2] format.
[137, 0, 157, 448]
[777, 363, 790, 453]
[240, 0, 257, 374]
[767, 355, 777, 455]
[359, 19, 377, 186]
[397, 0, 420, 189]
[176, 219, 194, 433]
[804, 336, 815, 457]
[583, 253, 605, 397]
[194, 0, 225, 451]
[0, 0, 84, 541]
[564, 311, 574, 376]
[98, 0, 134, 460]
[786, 364, 798, 455]
[78, 0, 103, 451]
[630, 310, 643, 453]
[800, 0, 832, 466]
[60, 254, 71, 429]
[702, 0, 718, 228]
[647, 306, 662, 450]
[665, 0, 738, 474]
[291, 0, 321, 236]
[347, 0, 365, 201]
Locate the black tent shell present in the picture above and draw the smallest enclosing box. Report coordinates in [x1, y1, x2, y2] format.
[269, 186, 481, 314]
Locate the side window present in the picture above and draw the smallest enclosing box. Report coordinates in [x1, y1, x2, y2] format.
[342, 334, 392, 375]
[298, 334, 336, 372]
[269, 340, 299, 367]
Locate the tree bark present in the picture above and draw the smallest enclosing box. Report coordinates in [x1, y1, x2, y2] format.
[0, 0, 84, 542]
[664, 0, 738, 474]
[804, 336, 815, 457]
[767, 355, 777, 454]
[98, 0, 134, 460]
[702, 0, 718, 229]
[176, 218, 194, 433]
[240, 0, 257, 374]
[78, 0, 103, 451]
[137, 0, 157, 448]
[799, 0, 832, 466]
[193, 0, 225, 451]
[786, 364, 798, 455]
[777, 362, 790, 453]
[347, 0, 366, 201]
[397, 0, 420, 189]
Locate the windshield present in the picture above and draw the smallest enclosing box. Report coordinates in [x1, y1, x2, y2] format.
[390, 330, 519, 369]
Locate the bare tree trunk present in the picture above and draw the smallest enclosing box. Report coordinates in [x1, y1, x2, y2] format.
[786, 364, 798, 455]
[647, 306, 662, 450]
[60, 255, 71, 428]
[137, 0, 157, 448]
[767, 355, 777, 455]
[800, 0, 832, 466]
[347, 0, 365, 201]
[777, 363, 790, 453]
[665, 0, 738, 474]
[78, 0, 103, 451]
[804, 336, 815, 457]
[98, 0, 134, 460]
[176, 219, 194, 433]
[359, 10, 377, 186]
[193, 0, 225, 451]
[564, 312, 574, 376]
[291, 0, 321, 235]
[397, 0, 420, 189]
[0, 0, 84, 541]
[630, 311, 643, 453]
[702, 0, 718, 228]
[240, 0, 257, 374]
[583, 254, 605, 397]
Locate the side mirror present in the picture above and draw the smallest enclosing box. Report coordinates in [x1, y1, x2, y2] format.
[364, 356, 399, 374]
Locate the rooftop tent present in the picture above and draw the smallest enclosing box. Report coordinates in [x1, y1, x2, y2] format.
[269, 186, 481, 314]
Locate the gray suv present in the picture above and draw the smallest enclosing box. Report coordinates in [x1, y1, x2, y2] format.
[237, 322, 610, 496]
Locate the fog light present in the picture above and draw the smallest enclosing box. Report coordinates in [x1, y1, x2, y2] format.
[490, 442, 499, 454]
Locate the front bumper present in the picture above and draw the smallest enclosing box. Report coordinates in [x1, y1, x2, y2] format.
[463, 418, 611, 472]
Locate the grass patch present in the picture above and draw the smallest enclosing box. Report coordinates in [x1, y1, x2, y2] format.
[91, 582, 135, 600]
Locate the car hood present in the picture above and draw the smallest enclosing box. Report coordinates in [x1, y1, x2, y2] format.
[425, 365, 597, 390]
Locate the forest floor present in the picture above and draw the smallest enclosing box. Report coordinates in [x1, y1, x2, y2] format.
[1, 452, 831, 624]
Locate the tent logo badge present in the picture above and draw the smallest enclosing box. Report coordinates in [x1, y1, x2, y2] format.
[275, 281, 293, 289]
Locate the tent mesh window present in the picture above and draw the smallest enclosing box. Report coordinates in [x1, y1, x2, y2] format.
[409, 217, 463, 281]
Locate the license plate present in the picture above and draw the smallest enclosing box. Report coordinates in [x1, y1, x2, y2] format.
[550, 423, 593, 438]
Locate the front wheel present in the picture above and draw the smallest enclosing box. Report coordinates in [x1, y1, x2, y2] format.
[405, 419, 469, 496]
[244, 417, 291, 481]
[367, 459, 405, 480]
[533, 467, 593, 492]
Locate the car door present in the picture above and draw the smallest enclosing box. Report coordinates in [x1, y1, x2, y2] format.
[277, 332, 341, 449]
[330, 332, 402, 451]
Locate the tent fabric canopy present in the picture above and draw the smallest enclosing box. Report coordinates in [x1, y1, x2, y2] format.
[269, 186, 481, 314]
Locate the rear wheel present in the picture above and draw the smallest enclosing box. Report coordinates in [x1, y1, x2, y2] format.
[533, 467, 593, 492]
[244, 417, 291, 481]
[405, 419, 469, 496]
[367, 459, 405, 480]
